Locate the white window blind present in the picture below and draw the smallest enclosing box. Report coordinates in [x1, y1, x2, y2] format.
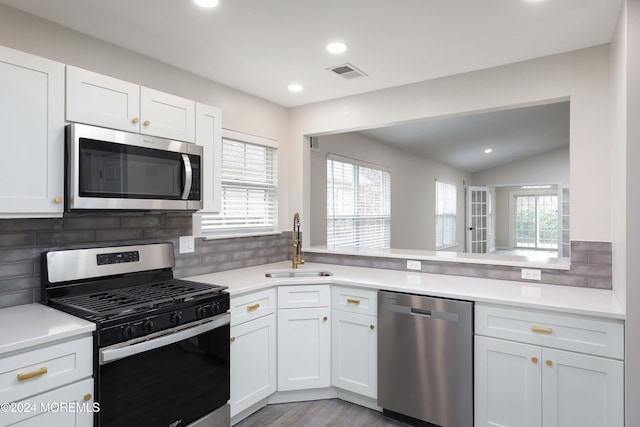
[327, 156, 390, 248]
[436, 181, 456, 249]
[201, 134, 277, 235]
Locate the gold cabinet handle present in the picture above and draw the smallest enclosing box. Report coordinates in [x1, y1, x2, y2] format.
[323, 316, 328, 321]
[347, 298, 361, 305]
[531, 326, 553, 334]
[246, 303, 260, 311]
[531, 357, 538, 363]
[17, 367, 48, 381]
[370, 324, 375, 330]
[132, 117, 139, 124]
[143, 120, 151, 127]
[546, 360, 553, 366]
[53, 196, 62, 204]
[83, 393, 92, 402]
[230, 337, 236, 342]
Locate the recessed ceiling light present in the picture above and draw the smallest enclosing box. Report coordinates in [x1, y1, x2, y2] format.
[288, 83, 303, 93]
[484, 148, 493, 154]
[326, 42, 348, 54]
[194, 0, 219, 8]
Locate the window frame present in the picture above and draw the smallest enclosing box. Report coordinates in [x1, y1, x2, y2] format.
[326, 154, 391, 249]
[435, 180, 457, 250]
[198, 129, 278, 238]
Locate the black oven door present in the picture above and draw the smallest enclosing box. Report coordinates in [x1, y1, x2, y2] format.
[97, 315, 229, 427]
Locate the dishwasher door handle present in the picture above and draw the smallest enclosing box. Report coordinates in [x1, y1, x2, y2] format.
[411, 308, 432, 316]
[388, 303, 460, 322]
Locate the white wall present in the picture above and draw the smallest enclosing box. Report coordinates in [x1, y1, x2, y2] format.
[612, 1, 640, 425]
[291, 46, 611, 247]
[0, 3, 291, 229]
[310, 132, 469, 250]
[470, 146, 570, 187]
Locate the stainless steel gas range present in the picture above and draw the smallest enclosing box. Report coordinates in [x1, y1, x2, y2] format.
[41, 242, 230, 427]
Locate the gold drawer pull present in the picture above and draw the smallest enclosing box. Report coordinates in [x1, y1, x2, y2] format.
[143, 120, 151, 127]
[347, 298, 361, 305]
[370, 324, 375, 330]
[230, 337, 236, 342]
[323, 316, 328, 321]
[17, 367, 48, 381]
[531, 357, 538, 363]
[246, 303, 260, 311]
[546, 360, 553, 366]
[132, 117, 139, 124]
[531, 326, 553, 334]
[83, 393, 92, 402]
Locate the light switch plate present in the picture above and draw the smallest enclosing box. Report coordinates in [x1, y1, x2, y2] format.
[179, 235, 195, 254]
[407, 260, 422, 270]
[521, 268, 542, 280]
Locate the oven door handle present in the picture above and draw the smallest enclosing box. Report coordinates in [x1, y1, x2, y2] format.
[99, 313, 229, 365]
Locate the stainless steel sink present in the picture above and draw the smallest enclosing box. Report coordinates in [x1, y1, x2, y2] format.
[265, 269, 333, 278]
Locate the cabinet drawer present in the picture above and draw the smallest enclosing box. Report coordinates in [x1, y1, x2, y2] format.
[332, 286, 377, 316]
[230, 288, 276, 326]
[0, 377, 94, 427]
[278, 285, 330, 309]
[0, 335, 93, 404]
[475, 304, 624, 359]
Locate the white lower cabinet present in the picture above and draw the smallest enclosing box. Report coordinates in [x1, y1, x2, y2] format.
[277, 285, 331, 391]
[0, 335, 94, 427]
[229, 289, 277, 418]
[331, 286, 377, 399]
[331, 310, 377, 398]
[475, 304, 624, 427]
[2, 378, 94, 427]
[230, 313, 276, 417]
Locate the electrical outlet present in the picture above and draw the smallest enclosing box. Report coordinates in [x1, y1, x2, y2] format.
[179, 236, 195, 254]
[407, 260, 422, 270]
[521, 268, 541, 281]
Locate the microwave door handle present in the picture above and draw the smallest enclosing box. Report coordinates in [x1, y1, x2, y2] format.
[181, 154, 192, 200]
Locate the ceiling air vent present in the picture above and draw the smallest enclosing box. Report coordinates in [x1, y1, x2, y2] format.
[328, 63, 367, 79]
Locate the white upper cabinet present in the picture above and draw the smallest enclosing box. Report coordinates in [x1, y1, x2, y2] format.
[140, 86, 195, 142]
[66, 66, 140, 133]
[0, 45, 65, 217]
[66, 66, 195, 142]
[195, 102, 222, 212]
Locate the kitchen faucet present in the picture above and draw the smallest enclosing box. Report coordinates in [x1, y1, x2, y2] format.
[292, 212, 304, 269]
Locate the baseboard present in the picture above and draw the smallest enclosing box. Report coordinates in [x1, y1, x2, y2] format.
[336, 389, 381, 412]
[267, 387, 338, 404]
[230, 398, 269, 426]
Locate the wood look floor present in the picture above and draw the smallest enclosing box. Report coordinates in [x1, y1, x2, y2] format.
[235, 399, 413, 427]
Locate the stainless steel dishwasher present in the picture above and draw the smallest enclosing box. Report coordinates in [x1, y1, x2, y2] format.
[378, 290, 473, 427]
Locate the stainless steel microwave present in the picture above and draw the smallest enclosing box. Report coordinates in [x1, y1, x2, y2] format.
[66, 123, 203, 212]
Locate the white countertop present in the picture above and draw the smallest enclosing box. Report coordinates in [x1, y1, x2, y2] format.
[0, 304, 96, 355]
[186, 261, 625, 320]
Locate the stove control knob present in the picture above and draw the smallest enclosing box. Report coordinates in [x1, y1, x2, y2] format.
[170, 312, 182, 325]
[123, 325, 136, 339]
[196, 306, 207, 319]
[142, 320, 154, 333]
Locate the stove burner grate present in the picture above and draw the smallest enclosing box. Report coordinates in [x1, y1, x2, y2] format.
[49, 279, 223, 317]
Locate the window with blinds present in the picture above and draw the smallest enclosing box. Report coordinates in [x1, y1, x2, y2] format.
[327, 156, 391, 248]
[201, 135, 277, 235]
[435, 180, 457, 249]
